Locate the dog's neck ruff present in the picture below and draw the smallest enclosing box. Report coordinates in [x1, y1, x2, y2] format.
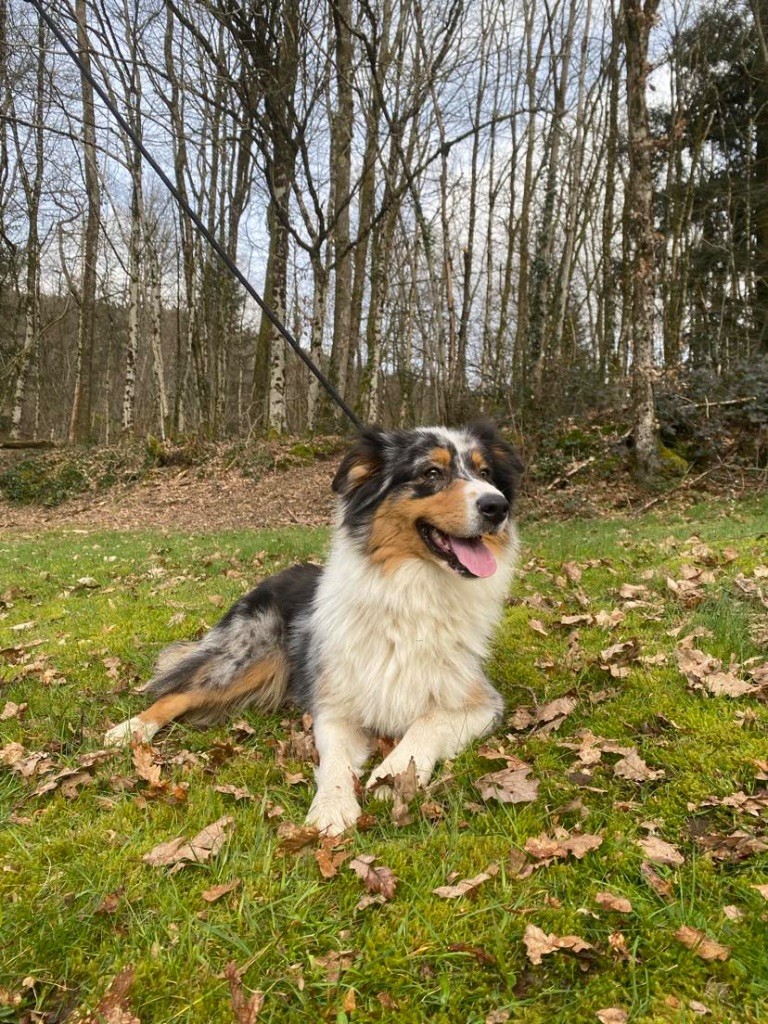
[309, 523, 518, 737]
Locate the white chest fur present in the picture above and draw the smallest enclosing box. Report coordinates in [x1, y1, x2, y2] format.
[310, 527, 518, 736]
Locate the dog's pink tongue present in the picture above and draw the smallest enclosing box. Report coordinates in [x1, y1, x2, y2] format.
[448, 536, 497, 578]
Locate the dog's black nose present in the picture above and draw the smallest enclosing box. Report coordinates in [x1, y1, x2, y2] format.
[476, 493, 509, 524]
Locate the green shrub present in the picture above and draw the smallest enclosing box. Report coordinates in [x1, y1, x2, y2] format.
[0, 458, 89, 506]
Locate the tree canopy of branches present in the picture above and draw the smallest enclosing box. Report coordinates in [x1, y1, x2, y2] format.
[0, 0, 765, 462]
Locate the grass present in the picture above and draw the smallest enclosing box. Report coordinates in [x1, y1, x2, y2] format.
[1, 496, 767, 1023]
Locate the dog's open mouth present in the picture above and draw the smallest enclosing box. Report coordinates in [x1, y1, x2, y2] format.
[418, 522, 497, 578]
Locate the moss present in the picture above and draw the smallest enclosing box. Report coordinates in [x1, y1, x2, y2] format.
[658, 443, 689, 479]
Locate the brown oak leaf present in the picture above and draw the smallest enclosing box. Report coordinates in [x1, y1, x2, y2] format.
[348, 854, 397, 900]
[432, 864, 499, 899]
[595, 891, 633, 914]
[674, 925, 729, 962]
[201, 878, 241, 903]
[225, 961, 264, 1023]
[475, 766, 539, 804]
[522, 924, 595, 966]
[637, 836, 684, 866]
[143, 815, 234, 870]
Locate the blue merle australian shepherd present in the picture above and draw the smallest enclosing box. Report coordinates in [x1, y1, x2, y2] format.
[106, 422, 523, 835]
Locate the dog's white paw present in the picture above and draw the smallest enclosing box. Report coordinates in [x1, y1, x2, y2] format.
[305, 792, 361, 836]
[104, 716, 158, 747]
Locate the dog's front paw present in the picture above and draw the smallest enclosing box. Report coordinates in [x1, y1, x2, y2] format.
[104, 716, 158, 747]
[305, 792, 361, 836]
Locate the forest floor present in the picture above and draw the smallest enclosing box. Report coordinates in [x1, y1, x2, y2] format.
[1, 497, 767, 1023]
[1, 432, 765, 532]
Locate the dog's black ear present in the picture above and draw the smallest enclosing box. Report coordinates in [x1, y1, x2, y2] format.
[470, 419, 524, 502]
[332, 427, 388, 495]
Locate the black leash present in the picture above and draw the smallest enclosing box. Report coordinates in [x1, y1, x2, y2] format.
[25, 0, 365, 431]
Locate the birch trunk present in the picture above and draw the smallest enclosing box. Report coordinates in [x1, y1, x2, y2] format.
[69, 0, 100, 443]
[624, 0, 661, 479]
[9, 12, 45, 438]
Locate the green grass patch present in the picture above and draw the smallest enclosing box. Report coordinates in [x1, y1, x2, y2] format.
[1, 498, 767, 1022]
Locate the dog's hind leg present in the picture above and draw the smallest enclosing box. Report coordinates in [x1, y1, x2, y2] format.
[105, 644, 290, 747]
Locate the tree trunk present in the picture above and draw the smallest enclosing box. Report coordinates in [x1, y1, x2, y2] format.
[9, 12, 45, 439]
[69, 0, 100, 444]
[624, 0, 661, 479]
[328, 0, 355, 406]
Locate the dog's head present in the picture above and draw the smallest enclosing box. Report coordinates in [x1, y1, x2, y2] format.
[332, 422, 523, 577]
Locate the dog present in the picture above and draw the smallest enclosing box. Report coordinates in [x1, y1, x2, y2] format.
[105, 422, 523, 835]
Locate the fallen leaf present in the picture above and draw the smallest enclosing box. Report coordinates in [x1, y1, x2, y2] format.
[608, 931, 632, 961]
[613, 750, 664, 783]
[348, 854, 397, 900]
[640, 861, 673, 898]
[391, 759, 420, 827]
[342, 988, 356, 1013]
[80, 967, 140, 1024]
[595, 892, 633, 914]
[619, 583, 648, 599]
[535, 696, 578, 723]
[675, 646, 756, 698]
[722, 904, 743, 921]
[596, 1010, 628, 1024]
[143, 815, 234, 869]
[697, 830, 768, 861]
[96, 890, 123, 915]
[314, 840, 351, 879]
[225, 961, 264, 1023]
[433, 864, 499, 899]
[752, 884, 768, 900]
[0, 701, 27, 720]
[214, 784, 255, 801]
[529, 618, 550, 636]
[475, 766, 539, 804]
[508, 707, 535, 730]
[314, 949, 358, 983]
[637, 836, 684, 866]
[522, 924, 595, 966]
[201, 878, 241, 903]
[477, 743, 529, 769]
[674, 925, 729, 962]
[525, 832, 603, 863]
[276, 822, 320, 853]
[594, 609, 626, 629]
[132, 745, 163, 789]
[689, 1000, 710, 1016]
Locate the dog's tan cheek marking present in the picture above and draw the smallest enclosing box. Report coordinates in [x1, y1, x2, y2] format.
[409, 482, 473, 535]
[368, 494, 424, 575]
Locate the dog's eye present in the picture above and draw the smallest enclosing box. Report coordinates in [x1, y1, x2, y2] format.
[424, 466, 442, 481]
[478, 467, 491, 481]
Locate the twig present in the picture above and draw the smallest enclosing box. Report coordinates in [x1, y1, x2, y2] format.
[545, 456, 596, 491]
[633, 466, 715, 516]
